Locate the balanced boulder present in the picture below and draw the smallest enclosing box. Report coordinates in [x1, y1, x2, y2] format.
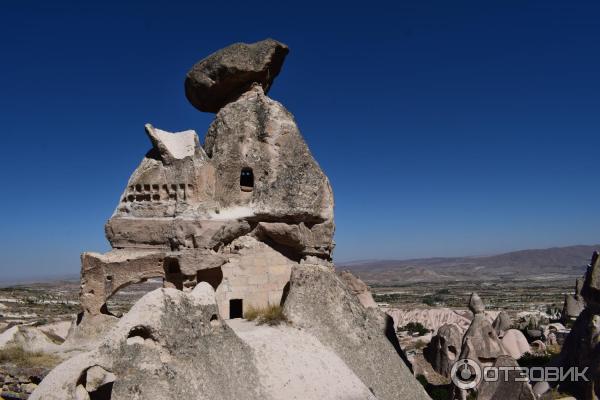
[185, 38, 289, 113]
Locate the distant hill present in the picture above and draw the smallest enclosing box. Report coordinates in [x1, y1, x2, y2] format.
[340, 244, 599, 284]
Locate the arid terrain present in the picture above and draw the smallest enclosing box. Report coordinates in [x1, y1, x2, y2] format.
[1, 244, 592, 399]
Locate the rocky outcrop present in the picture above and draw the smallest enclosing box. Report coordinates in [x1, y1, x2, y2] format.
[0, 326, 61, 353]
[185, 39, 289, 113]
[32, 284, 267, 400]
[492, 311, 511, 338]
[500, 329, 531, 359]
[338, 270, 377, 308]
[386, 307, 471, 333]
[476, 355, 536, 400]
[451, 293, 537, 400]
[562, 277, 585, 323]
[75, 38, 334, 340]
[458, 293, 506, 366]
[537, 251, 600, 399]
[283, 264, 430, 400]
[423, 323, 462, 378]
[35, 39, 429, 400]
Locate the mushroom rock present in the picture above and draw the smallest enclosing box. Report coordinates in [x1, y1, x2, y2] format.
[36, 39, 431, 400]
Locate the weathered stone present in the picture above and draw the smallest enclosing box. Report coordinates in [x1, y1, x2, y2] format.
[468, 292, 485, 315]
[562, 277, 585, 322]
[501, 329, 530, 359]
[492, 311, 512, 337]
[476, 355, 536, 400]
[539, 251, 600, 399]
[282, 264, 430, 400]
[144, 123, 199, 164]
[424, 323, 462, 378]
[32, 286, 266, 400]
[338, 270, 377, 308]
[43, 39, 432, 400]
[84, 366, 115, 392]
[185, 39, 289, 113]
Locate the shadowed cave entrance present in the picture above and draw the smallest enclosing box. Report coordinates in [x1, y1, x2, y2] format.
[230, 299, 243, 319]
[196, 267, 223, 290]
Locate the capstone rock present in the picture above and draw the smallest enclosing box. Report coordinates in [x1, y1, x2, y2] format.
[185, 38, 289, 113]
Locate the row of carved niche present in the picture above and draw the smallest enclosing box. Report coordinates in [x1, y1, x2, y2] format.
[121, 183, 194, 202]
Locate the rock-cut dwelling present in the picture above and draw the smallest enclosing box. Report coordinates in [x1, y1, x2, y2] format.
[77, 39, 335, 334]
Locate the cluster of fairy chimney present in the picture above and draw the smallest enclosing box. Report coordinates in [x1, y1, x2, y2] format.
[78, 38, 334, 328]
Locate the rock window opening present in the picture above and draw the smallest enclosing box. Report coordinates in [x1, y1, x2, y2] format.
[164, 258, 184, 290]
[196, 267, 223, 290]
[240, 168, 254, 192]
[230, 299, 243, 319]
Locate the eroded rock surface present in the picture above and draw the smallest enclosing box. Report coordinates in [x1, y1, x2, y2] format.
[539, 251, 600, 399]
[423, 323, 462, 378]
[32, 285, 265, 400]
[492, 311, 511, 338]
[77, 39, 334, 335]
[338, 270, 377, 308]
[185, 38, 289, 113]
[283, 264, 430, 400]
[35, 39, 428, 400]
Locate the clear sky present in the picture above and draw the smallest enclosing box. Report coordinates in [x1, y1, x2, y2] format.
[1, 0, 599, 280]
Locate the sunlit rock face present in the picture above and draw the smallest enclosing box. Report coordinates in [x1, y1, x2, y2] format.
[77, 38, 334, 335]
[33, 38, 433, 400]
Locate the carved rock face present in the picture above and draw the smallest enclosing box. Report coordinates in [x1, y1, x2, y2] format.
[107, 85, 334, 255]
[77, 40, 334, 331]
[185, 39, 289, 113]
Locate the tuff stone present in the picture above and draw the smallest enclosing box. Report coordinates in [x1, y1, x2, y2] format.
[36, 39, 428, 400]
[492, 311, 512, 337]
[423, 323, 462, 378]
[185, 39, 289, 113]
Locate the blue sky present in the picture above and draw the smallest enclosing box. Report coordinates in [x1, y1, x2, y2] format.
[1, 0, 599, 280]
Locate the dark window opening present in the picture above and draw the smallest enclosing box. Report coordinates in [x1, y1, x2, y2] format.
[164, 258, 183, 290]
[240, 168, 254, 191]
[230, 299, 243, 319]
[128, 325, 153, 340]
[197, 267, 223, 290]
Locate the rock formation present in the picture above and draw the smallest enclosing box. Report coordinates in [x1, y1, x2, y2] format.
[536, 251, 600, 399]
[492, 310, 511, 338]
[338, 270, 377, 308]
[452, 293, 535, 400]
[562, 276, 585, 323]
[500, 329, 531, 359]
[185, 39, 289, 113]
[475, 355, 536, 400]
[33, 39, 430, 400]
[423, 323, 462, 378]
[77, 39, 334, 341]
[386, 307, 471, 333]
[457, 293, 506, 367]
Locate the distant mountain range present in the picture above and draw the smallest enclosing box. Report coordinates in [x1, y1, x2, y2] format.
[340, 244, 599, 284]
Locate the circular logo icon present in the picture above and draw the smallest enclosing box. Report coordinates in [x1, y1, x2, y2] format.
[450, 358, 482, 390]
